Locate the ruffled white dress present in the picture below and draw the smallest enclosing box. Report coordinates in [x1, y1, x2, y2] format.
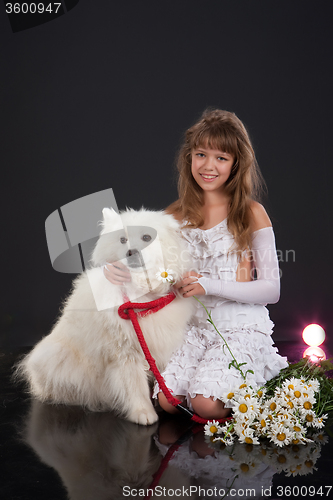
[153, 218, 288, 408]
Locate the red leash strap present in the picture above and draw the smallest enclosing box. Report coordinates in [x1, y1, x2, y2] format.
[118, 294, 183, 408]
[118, 293, 232, 425]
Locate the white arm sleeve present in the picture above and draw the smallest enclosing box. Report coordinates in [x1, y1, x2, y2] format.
[195, 226, 280, 305]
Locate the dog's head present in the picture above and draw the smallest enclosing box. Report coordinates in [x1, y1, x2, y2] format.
[91, 207, 190, 294]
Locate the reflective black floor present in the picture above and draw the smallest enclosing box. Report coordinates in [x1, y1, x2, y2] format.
[1, 342, 333, 500]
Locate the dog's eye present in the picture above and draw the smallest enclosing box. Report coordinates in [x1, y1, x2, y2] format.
[142, 234, 151, 242]
[120, 236, 127, 244]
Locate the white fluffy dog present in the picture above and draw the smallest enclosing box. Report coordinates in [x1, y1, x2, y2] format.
[17, 208, 195, 425]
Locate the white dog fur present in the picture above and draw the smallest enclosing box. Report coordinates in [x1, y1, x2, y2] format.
[17, 208, 195, 425]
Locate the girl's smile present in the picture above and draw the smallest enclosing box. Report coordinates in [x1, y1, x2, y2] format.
[191, 147, 235, 193]
[200, 173, 218, 182]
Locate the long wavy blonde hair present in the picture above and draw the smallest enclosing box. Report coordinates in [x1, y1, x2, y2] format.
[166, 109, 267, 251]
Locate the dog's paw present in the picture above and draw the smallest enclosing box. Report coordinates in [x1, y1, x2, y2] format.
[128, 408, 159, 426]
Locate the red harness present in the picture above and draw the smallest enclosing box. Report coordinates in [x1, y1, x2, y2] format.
[118, 293, 232, 425]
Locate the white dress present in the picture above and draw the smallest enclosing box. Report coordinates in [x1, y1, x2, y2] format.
[153, 218, 288, 408]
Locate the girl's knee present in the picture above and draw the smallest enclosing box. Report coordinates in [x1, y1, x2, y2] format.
[191, 394, 231, 419]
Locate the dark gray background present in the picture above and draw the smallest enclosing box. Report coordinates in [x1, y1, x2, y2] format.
[1, 1, 332, 347]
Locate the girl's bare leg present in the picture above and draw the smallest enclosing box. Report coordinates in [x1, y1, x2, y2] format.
[191, 394, 231, 419]
[157, 392, 186, 415]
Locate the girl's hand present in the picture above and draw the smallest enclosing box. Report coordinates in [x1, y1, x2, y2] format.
[173, 271, 205, 297]
[103, 261, 131, 285]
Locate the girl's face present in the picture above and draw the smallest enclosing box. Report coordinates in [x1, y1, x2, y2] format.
[191, 147, 235, 195]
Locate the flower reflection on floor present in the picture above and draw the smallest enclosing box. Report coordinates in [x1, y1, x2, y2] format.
[156, 416, 329, 498]
[205, 429, 329, 478]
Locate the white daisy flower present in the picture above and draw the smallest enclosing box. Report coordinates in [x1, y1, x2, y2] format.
[282, 378, 308, 401]
[282, 377, 304, 393]
[233, 396, 259, 421]
[287, 422, 311, 444]
[263, 397, 282, 414]
[297, 395, 316, 412]
[274, 386, 285, 398]
[255, 387, 267, 401]
[276, 409, 295, 425]
[311, 413, 328, 429]
[221, 389, 238, 403]
[238, 382, 249, 390]
[155, 267, 175, 283]
[238, 427, 260, 445]
[233, 418, 249, 436]
[300, 386, 316, 399]
[261, 407, 275, 427]
[204, 420, 223, 436]
[234, 383, 257, 400]
[306, 379, 320, 393]
[268, 423, 293, 447]
[255, 413, 270, 436]
[279, 396, 297, 411]
[299, 409, 317, 427]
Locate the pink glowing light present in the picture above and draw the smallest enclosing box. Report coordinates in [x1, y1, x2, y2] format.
[303, 346, 326, 362]
[302, 324, 325, 347]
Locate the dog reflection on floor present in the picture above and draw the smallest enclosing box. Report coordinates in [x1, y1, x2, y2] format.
[21, 401, 193, 500]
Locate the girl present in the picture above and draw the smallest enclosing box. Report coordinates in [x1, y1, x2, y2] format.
[104, 109, 288, 420]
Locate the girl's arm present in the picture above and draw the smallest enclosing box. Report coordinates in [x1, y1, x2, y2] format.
[179, 203, 280, 305]
[195, 225, 280, 305]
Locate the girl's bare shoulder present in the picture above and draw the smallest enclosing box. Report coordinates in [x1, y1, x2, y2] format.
[249, 201, 272, 232]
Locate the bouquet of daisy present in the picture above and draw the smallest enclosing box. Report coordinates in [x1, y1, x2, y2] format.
[194, 298, 333, 448]
[205, 375, 329, 448]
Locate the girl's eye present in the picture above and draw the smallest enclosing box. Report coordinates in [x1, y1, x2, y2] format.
[120, 236, 127, 244]
[218, 157, 227, 161]
[142, 234, 151, 242]
[196, 153, 205, 157]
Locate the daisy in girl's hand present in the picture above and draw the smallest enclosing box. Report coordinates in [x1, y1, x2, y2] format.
[156, 268, 175, 284]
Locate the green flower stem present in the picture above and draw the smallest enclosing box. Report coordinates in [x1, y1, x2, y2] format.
[223, 421, 235, 439]
[193, 296, 248, 381]
[220, 475, 239, 500]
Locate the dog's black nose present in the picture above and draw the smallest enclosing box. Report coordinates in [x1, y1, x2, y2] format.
[126, 248, 139, 257]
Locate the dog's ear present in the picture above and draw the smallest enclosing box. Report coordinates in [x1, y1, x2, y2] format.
[101, 208, 123, 233]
